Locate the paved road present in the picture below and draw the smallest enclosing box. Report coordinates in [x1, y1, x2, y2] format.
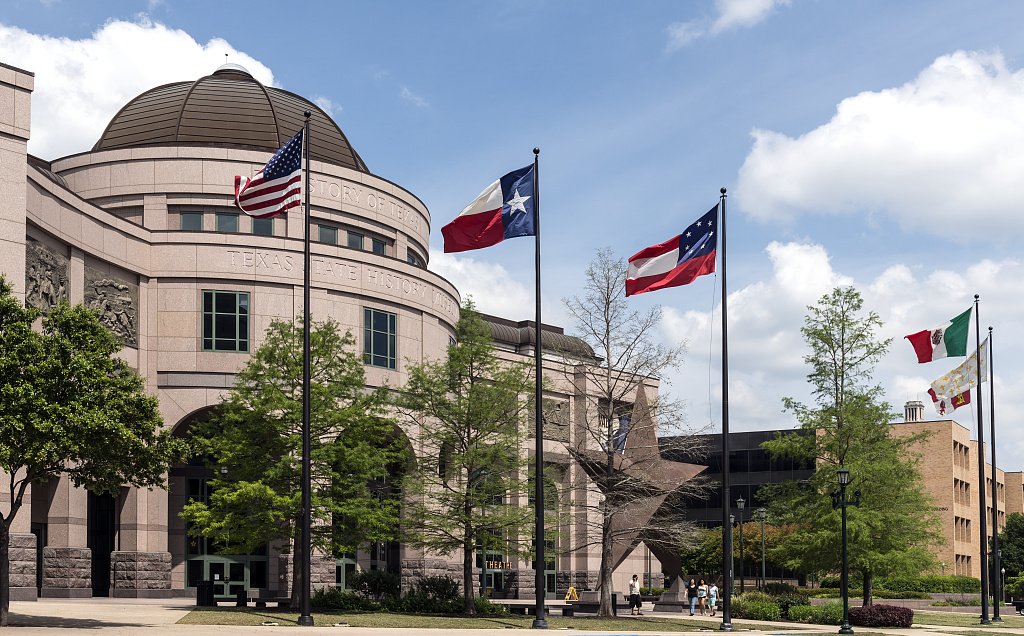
[6, 599, 1024, 635]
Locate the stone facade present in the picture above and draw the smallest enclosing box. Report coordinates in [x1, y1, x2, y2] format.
[276, 553, 336, 598]
[41, 547, 91, 597]
[9, 532, 37, 601]
[399, 557, 451, 593]
[110, 551, 171, 598]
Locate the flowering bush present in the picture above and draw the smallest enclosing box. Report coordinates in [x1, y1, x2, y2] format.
[848, 603, 914, 628]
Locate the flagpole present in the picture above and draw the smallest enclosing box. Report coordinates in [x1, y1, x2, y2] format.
[974, 294, 990, 625]
[718, 187, 733, 632]
[298, 111, 314, 627]
[531, 147, 547, 630]
[989, 325, 1001, 621]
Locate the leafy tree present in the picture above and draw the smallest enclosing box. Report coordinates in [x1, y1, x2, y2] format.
[761, 287, 942, 605]
[181, 316, 403, 608]
[0, 276, 187, 626]
[997, 513, 1024, 579]
[561, 248, 709, 616]
[393, 300, 537, 615]
[680, 522, 798, 585]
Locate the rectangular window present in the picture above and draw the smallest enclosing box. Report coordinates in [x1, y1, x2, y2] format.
[252, 217, 274, 236]
[371, 238, 386, 255]
[363, 307, 396, 369]
[180, 211, 203, 231]
[348, 231, 364, 250]
[216, 213, 239, 233]
[202, 290, 250, 352]
[319, 225, 338, 244]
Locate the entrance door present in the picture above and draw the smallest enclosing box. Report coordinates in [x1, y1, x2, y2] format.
[87, 491, 117, 597]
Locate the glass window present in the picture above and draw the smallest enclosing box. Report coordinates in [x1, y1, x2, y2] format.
[371, 238, 386, 255]
[180, 212, 203, 231]
[252, 217, 274, 236]
[319, 225, 338, 244]
[216, 213, 239, 233]
[202, 290, 249, 352]
[348, 232, 364, 250]
[363, 307, 396, 369]
[407, 252, 423, 267]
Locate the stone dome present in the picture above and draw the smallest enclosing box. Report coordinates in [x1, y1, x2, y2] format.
[93, 66, 368, 172]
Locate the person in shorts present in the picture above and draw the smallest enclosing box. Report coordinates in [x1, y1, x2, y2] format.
[629, 574, 643, 615]
[708, 581, 719, 616]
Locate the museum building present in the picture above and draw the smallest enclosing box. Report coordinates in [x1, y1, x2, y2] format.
[0, 61, 670, 601]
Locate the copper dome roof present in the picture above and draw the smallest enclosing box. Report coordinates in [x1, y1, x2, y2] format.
[93, 66, 368, 172]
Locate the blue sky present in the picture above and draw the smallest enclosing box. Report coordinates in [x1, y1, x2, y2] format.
[4, 0, 1024, 469]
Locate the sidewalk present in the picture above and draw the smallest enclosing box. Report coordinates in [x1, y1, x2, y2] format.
[6, 598, 1024, 635]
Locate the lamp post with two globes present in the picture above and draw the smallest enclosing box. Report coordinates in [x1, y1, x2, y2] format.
[831, 468, 860, 635]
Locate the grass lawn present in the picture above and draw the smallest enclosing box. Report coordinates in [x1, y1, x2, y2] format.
[178, 608, 811, 631]
[912, 610, 1024, 629]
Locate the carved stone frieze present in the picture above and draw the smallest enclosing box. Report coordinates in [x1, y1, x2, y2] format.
[25, 239, 69, 313]
[529, 399, 570, 442]
[84, 267, 139, 349]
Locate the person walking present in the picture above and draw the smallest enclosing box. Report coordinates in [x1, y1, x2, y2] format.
[686, 578, 697, 616]
[697, 579, 708, 615]
[629, 574, 643, 615]
[708, 581, 719, 616]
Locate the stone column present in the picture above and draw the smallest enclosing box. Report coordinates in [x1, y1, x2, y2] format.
[41, 476, 90, 597]
[8, 533, 37, 601]
[111, 485, 171, 597]
[0, 62, 32, 300]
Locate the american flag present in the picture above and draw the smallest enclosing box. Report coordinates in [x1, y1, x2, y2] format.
[234, 129, 304, 218]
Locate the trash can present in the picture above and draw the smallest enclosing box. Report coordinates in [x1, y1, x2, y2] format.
[196, 580, 215, 607]
[236, 588, 248, 607]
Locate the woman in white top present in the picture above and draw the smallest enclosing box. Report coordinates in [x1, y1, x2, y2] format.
[629, 574, 643, 615]
[708, 582, 719, 616]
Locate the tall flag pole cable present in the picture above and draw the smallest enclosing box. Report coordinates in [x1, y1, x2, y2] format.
[989, 325, 1001, 621]
[298, 111, 314, 628]
[531, 148, 548, 630]
[718, 188, 733, 632]
[975, 295, 990, 625]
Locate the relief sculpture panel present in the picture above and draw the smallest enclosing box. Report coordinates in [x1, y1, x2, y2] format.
[25, 239, 69, 313]
[529, 399, 570, 442]
[84, 267, 139, 349]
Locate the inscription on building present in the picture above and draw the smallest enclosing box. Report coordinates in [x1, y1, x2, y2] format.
[308, 176, 424, 232]
[84, 267, 139, 349]
[25, 239, 69, 313]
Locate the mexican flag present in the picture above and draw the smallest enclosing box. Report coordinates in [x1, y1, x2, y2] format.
[904, 307, 971, 363]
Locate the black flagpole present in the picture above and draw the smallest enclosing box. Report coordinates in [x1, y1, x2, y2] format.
[974, 294, 990, 625]
[989, 325, 1001, 621]
[298, 111, 314, 627]
[718, 188, 733, 632]
[531, 147, 547, 630]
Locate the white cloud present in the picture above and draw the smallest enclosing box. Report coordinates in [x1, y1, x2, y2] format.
[313, 96, 338, 118]
[428, 250, 532, 318]
[666, 0, 790, 49]
[400, 86, 428, 108]
[660, 241, 1024, 470]
[736, 51, 1024, 239]
[711, 0, 791, 33]
[0, 18, 274, 159]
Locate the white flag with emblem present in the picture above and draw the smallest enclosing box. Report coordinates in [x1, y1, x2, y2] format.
[930, 337, 988, 400]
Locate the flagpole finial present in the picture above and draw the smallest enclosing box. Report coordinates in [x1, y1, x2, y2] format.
[975, 294, 980, 301]
[720, 187, 727, 195]
[534, 147, 540, 155]
[304, 110, 311, 120]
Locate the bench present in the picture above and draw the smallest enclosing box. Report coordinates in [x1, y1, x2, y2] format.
[1012, 600, 1024, 615]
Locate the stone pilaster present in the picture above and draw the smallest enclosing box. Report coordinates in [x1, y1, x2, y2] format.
[0, 62, 32, 301]
[40, 546, 91, 597]
[110, 551, 172, 598]
[9, 532, 37, 601]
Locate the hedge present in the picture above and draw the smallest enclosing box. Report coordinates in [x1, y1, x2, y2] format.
[810, 587, 930, 599]
[787, 599, 844, 625]
[848, 603, 914, 628]
[818, 575, 980, 593]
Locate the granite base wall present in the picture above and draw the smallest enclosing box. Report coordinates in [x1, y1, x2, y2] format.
[277, 553, 336, 597]
[110, 551, 172, 598]
[9, 533, 37, 601]
[40, 547, 91, 598]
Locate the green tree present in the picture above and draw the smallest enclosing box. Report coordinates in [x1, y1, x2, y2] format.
[393, 301, 537, 615]
[0, 276, 187, 626]
[561, 248, 708, 616]
[181, 316, 403, 608]
[997, 512, 1024, 578]
[761, 286, 942, 606]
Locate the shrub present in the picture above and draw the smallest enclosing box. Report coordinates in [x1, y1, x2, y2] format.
[787, 604, 817, 622]
[730, 591, 772, 618]
[820, 574, 980, 593]
[475, 595, 510, 615]
[349, 569, 400, 601]
[817, 599, 845, 625]
[776, 593, 810, 618]
[744, 600, 782, 621]
[763, 582, 799, 596]
[413, 575, 461, 602]
[848, 603, 913, 628]
[311, 587, 379, 611]
[641, 587, 667, 596]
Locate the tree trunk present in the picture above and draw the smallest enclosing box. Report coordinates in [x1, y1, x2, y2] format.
[1, 521, 9, 627]
[598, 507, 614, 616]
[463, 526, 476, 615]
[863, 571, 873, 606]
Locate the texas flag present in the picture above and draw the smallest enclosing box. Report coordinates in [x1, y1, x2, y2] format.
[442, 165, 535, 253]
[625, 205, 718, 297]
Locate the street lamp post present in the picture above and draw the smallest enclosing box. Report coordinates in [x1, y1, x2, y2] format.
[832, 468, 861, 636]
[729, 513, 735, 596]
[757, 508, 767, 588]
[737, 498, 745, 594]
